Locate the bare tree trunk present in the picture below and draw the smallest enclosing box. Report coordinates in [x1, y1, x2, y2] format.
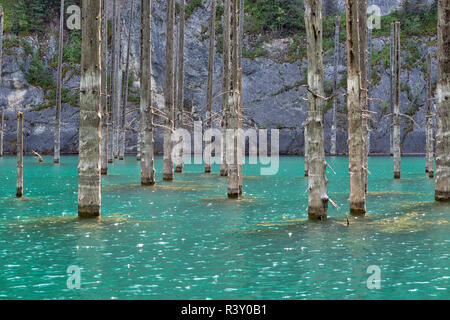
[175, 0, 185, 173]
[112, 1, 121, 159]
[16, 112, 23, 198]
[54, 0, 64, 164]
[101, 0, 108, 174]
[0, 107, 3, 157]
[359, 0, 368, 192]
[109, 0, 118, 164]
[435, 0, 450, 201]
[78, 0, 102, 217]
[205, 0, 216, 173]
[140, 0, 155, 185]
[221, 0, 230, 177]
[120, 0, 135, 161]
[114, 20, 123, 159]
[346, 0, 366, 215]
[304, 0, 328, 219]
[0, 6, 3, 81]
[367, 26, 372, 170]
[393, 21, 401, 179]
[163, 0, 175, 181]
[330, 15, 340, 157]
[239, 0, 244, 68]
[304, 126, 308, 176]
[426, 52, 434, 178]
[390, 23, 394, 156]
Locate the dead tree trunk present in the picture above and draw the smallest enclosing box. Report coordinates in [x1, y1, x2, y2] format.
[221, 0, 231, 177]
[101, 0, 108, 174]
[0, 107, 3, 157]
[54, 0, 64, 164]
[0, 6, 4, 80]
[109, 0, 118, 163]
[346, 0, 366, 215]
[112, 1, 121, 159]
[78, 0, 102, 217]
[390, 23, 394, 156]
[330, 15, 340, 156]
[239, 0, 244, 68]
[367, 25, 372, 169]
[305, 0, 328, 219]
[16, 112, 23, 198]
[393, 21, 401, 179]
[115, 20, 123, 159]
[140, 0, 155, 185]
[175, 0, 185, 173]
[163, 0, 175, 181]
[435, 0, 450, 201]
[426, 52, 434, 178]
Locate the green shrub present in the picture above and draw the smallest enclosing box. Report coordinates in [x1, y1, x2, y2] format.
[25, 53, 55, 90]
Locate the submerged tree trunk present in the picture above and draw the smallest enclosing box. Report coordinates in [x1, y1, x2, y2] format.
[390, 23, 394, 156]
[109, 0, 118, 164]
[346, 0, 366, 215]
[140, 0, 155, 185]
[54, 0, 64, 164]
[78, 0, 102, 217]
[101, 0, 108, 174]
[426, 52, 434, 178]
[175, 0, 185, 173]
[112, 1, 121, 159]
[435, 0, 450, 201]
[330, 15, 340, 156]
[221, 0, 230, 177]
[115, 21, 123, 159]
[367, 26, 373, 170]
[205, 0, 216, 173]
[359, 0, 368, 192]
[305, 0, 328, 219]
[16, 112, 23, 198]
[393, 22, 401, 179]
[0, 107, 3, 157]
[0, 6, 3, 80]
[163, 0, 175, 181]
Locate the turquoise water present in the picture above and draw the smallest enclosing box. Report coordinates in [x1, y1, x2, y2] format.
[0, 156, 448, 300]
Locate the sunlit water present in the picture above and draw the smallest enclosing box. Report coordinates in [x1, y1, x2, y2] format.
[0, 156, 448, 300]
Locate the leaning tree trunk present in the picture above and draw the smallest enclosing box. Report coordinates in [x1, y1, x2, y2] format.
[435, 0, 450, 201]
[330, 15, 340, 157]
[426, 52, 434, 178]
[16, 112, 23, 198]
[100, 0, 108, 174]
[78, 0, 102, 217]
[54, 0, 64, 164]
[393, 21, 401, 179]
[175, 0, 185, 173]
[140, 0, 155, 185]
[205, 0, 216, 173]
[305, 0, 328, 219]
[346, 0, 366, 215]
[390, 23, 394, 156]
[163, 0, 175, 181]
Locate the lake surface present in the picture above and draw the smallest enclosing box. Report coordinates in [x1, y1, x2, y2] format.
[0, 156, 448, 300]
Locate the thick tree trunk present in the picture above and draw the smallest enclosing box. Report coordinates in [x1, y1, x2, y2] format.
[175, 0, 185, 173]
[393, 22, 401, 179]
[205, 0, 216, 173]
[54, 0, 64, 164]
[426, 52, 434, 178]
[78, 0, 102, 217]
[330, 15, 340, 157]
[163, 0, 175, 181]
[16, 112, 23, 198]
[346, 0, 366, 215]
[390, 23, 394, 155]
[304, 0, 328, 219]
[101, 0, 108, 175]
[0, 107, 3, 157]
[435, 0, 450, 201]
[359, 0, 368, 192]
[140, 0, 155, 185]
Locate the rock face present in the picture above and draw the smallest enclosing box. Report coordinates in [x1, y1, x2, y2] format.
[0, 0, 438, 155]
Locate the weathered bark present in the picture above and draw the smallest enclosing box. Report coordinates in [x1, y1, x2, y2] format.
[54, 0, 64, 164]
[109, 0, 118, 164]
[435, 0, 450, 201]
[389, 23, 394, 155]
[0, 6, 3, 80]
[175, 0, 185, 173]
[346, 0, 366, 215]
[393, 22, 401, 179]
[101, 0, 108, 174]
[304, 0, 328, 219]
[163, 0, 175, 181]
[108, 111, 113, 163]
[359, 0, 368, 192]
[367, 26, 372, 167]
[238, 0, 244, 69]
[426, 52, 434, 178]
[205, 0, 216, 173]
[330, 15, 340, 156]
[112, 0, 121, 159]
[16, 112, 23, 198]
[0, 107, 3, 157]
[78, 0, 102, 217]
[114, 20, 123, 159]
[140, 0, 155, 185]
[304, 126, 308, 176]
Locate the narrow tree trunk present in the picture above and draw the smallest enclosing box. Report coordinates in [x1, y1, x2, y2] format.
[435, 0, 450, 201]
[393, 21, 401, 179]
[0, 6, 4, 80]
[175, 0, 185, 173]
[101, 0, 108, 174]
[163, 0, 175, 181]
[305, 0, 328, 219]
[136, 126, 141, 161]
[0, 107, 3, 157]
[330, 15, 340, 157]
[54, 0, 64, 164]
[109, 0, 118, 164]
[367, 26, 372, 169]
[426, 52, 434, 178]
[205, 0, 216, 173]
[114, 20, 123, 159]
[346, 0, 366, 215]
[359, 0, 368, 192]
[140, 0, 155, 185]
[304, 126, 308, 176]
[389, 23, 394, 156]
[78, 0, 102, 217]
[16, 112, 23, 198]
[112, 1, 121, 159]
[238, 0, 244, 68]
